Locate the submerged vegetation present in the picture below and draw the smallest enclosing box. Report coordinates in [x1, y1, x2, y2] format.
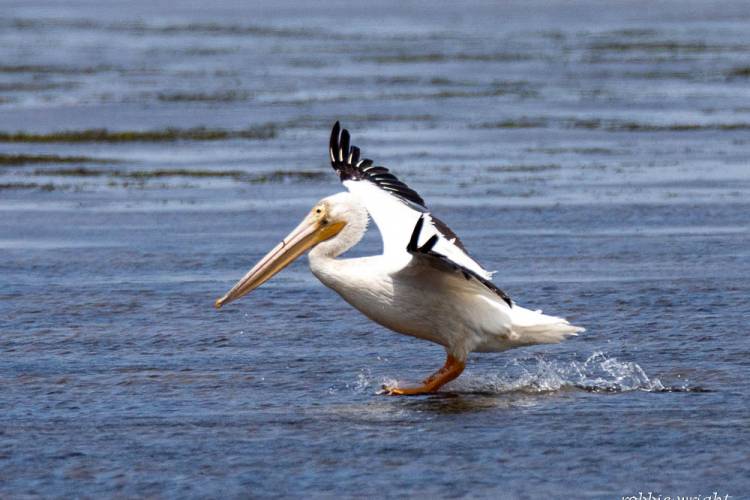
[156, 90, 252, 102]
[527, 146, 618, 155]
[26, 167, 327, 188]
[360, 52, 533, 63]
[0, 125, 276, 143]
[0, 64, 113, 74]
[567, 119, 750, 132]
[248, 170, 325, 183]
[33, 167, 324, 181]
[0, 153, 111, 165]
[472, 118, 549, 129]
[587, 41, 716, 52]
[470, 118, 750, 132]
[487, 164, 561, 173]
[726, 66, 750, 78]
[0, 182, 56, 191]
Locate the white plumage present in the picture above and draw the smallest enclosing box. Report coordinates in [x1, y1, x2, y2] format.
[307, 192, 582, 363]
[343, 180, 493, 280]
[216, 122, 583, 395]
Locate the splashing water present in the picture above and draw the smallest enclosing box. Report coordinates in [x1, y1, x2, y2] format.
[352, 352, 691, 395]
[351, 367, 375, 393]
[453, 351, 668, 394]
[328, 367, 376, 395]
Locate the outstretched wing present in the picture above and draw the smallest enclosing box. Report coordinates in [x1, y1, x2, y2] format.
[407, 215, 512, 307]
[328, 121, 493, 281]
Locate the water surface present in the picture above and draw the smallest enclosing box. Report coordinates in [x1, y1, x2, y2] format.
[1, 0, 749, 498]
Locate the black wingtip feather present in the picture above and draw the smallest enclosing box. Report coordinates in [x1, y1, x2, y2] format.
[350, 146, 360, 165]
[421, 234, 439, 253]
[340, 129, 350, 163]
[405, 216, 512, 307]
[330, 121, 340, 149]
[407, 215, 425, 252]
[328, 121, 426, 208]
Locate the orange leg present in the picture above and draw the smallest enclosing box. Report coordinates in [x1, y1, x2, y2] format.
[383, 354, 465, 396]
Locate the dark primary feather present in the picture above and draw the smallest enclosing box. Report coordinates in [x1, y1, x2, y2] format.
[406, 215, 512, 307]
[328, 121, 492, 280]
[329, 121, 426, 208]
[407, 215, 438, 253]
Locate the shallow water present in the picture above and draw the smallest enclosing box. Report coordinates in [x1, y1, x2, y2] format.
[2, 0, 749, 498]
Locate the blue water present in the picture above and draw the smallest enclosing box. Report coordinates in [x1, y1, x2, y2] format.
[2, 1, 749, 498]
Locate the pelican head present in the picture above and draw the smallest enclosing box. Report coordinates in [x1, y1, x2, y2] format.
[215, 192, 366, 309]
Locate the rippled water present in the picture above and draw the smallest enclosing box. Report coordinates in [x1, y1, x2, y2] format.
[2, 0, 749, 498]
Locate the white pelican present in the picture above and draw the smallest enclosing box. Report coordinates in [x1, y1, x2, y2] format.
[216, 122, 583, 395]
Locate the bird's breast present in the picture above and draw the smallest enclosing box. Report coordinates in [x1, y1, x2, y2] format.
[309, 255, 478, 348]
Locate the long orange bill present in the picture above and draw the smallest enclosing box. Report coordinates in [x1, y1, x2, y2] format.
[215, 214, 344, 309]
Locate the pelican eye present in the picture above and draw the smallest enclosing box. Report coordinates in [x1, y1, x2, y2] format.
[315, 208, 322, 214]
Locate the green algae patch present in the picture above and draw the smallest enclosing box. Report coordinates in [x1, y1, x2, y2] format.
[0, 64, 113, 74]
[125, 169, 246, 179]
[34, 167, 110, 177]
[0, 125, 276, 143]
[588, 41, 713, 53]
[248, 170, 326, 183]
[0, 154, 112, 166]
[472, 118, 548, 129]
[527, 147, 618, 155]
[0, 182, 56, 191]
[487, 164, 561, 173]
[157, 90, 252, 102]
[566, 119, 750, 132]
[361, 52, 532, 64]
[33, 167, 327, 183]
[35, 168, 244, 179]
[727, 66, 750, 78]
